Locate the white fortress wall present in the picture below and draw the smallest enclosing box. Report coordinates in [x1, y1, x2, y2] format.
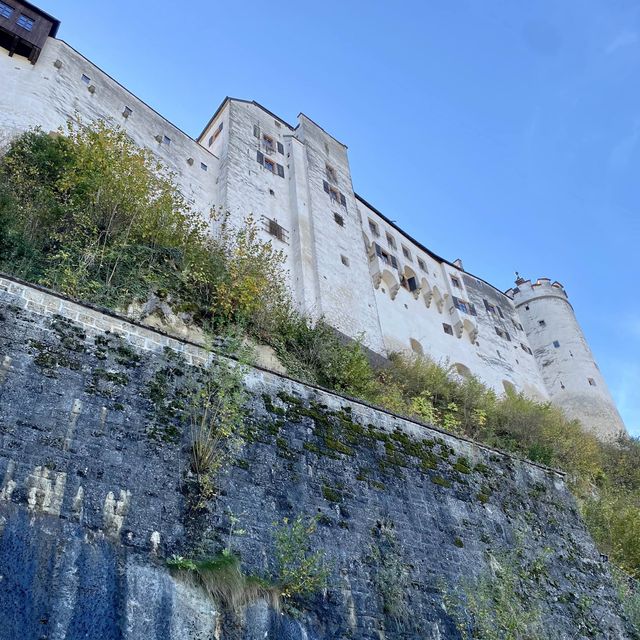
[0, 38, 219, 217]
[357, 197, 549, 399]
[0, 33, 626, 437]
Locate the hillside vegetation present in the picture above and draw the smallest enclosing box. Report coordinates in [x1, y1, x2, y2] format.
[0, 124, 638, 608]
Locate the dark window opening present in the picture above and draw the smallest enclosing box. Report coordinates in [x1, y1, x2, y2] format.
[553, 340, 560, 348]
[368, 219, 379, 236]
[277, 141, 284, 154]
[520, 343, 532, 355]
[122, 106, 132, 118]
[81, 74, 91, 84]
[588, 378, 596, 386]
[386, 233, 396, 249]
[326, 164, 337, 183]
[341, 255, 350, 267]
[373, 242, 398, 269]
[163, 135, 171, 145]
[402, 245, 412, 261]
[451, 276, 461, 288]
[263, 134, 275, 155]
[334, 212, 344, 226]
[401, 276, 418, 292]
[200, 162, 207, 171]
[539, 319, 546, 327]
[443, 323, 453, 335]
[417, 258, 427, 272]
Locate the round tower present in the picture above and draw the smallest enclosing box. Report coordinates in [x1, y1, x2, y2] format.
[506, 277, 625, 439]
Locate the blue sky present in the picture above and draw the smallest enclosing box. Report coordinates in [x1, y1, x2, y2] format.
[44, 0, 639, 434]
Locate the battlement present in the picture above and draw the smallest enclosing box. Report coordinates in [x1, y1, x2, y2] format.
[506, 277, 569, 305]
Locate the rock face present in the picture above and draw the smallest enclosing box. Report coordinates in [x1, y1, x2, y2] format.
[0, 276, 636, 639]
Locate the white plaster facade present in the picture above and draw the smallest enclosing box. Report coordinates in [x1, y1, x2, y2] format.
[0, 28, 626, 438]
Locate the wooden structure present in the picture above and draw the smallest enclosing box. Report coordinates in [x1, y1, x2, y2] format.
[0, 0, 59, 64]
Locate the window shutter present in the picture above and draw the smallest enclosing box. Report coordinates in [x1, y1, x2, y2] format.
[452, 296, 459, 308]
[257, 150, 264, 165]
[469, 303, 477, 316]
[323, 180, 330, 194]
[277, 141, 284, 154]
[340, 192, 347, 207]
[390, 255, 398, 269]
[277, 164, 285, 178]
[253, 124, 260, 138]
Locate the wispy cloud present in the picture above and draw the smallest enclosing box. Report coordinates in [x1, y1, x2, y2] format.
[605, 30, 639, 55]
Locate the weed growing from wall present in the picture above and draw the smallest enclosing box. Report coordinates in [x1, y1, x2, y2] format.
[273, 515, 328, 601]
[189, 355, 247, 503]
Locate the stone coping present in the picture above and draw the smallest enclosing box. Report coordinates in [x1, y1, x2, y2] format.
[0, 271, 565, 478]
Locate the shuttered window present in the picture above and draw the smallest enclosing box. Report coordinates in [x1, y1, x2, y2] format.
[277, 141, 284, 154]
[276, 163, 285, 178]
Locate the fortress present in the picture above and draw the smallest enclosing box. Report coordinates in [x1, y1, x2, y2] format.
[0, 1, 626, 438]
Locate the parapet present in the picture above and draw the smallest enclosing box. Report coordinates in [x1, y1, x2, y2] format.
[505, 277, 569, 304]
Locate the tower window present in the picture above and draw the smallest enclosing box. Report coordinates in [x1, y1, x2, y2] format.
[334, 212, 344, 227]
[483, 299, 496, 314]
[264, 158, 275, 172]
[0, 2, 14, 19]
[553, 340, 560, 348]
[520, 343, 532, 355]
[442, 323, 453, 336]
[525, 305, 530, 311]
[417, 258, 427, 272]
[588, 378, 596, 387]
[368, 220, 379, 236]
[17, 14, 34, 31]
[402, 245, 412, 261]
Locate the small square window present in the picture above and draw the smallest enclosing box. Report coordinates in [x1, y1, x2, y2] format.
[334, 212, 344, 227]
[17, 14, 34, 31]
[525, 305, 530, 311]
[163, 135, 171, 145]
[538, 320, 546, 327]
[341, 255, 350, 267]
[269, 189, 275, 196]
[386, 233, 396, 249]
[443, 323, 453, 336]
[0, 2, 14, 19]
[451, 276, 461, 288]
[122, 106, 132, 118]
[81, 74, 91, 84]
[200, 162, 207, 171]
[368, 220, 379, 236]
[553, 340, 560, 348]
[588, 378, 596, 387]
[417, 258, 427, 272]
[402, 245, 412, 261]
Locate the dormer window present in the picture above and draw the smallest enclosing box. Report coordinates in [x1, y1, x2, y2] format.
[17, 14, 34, 31]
